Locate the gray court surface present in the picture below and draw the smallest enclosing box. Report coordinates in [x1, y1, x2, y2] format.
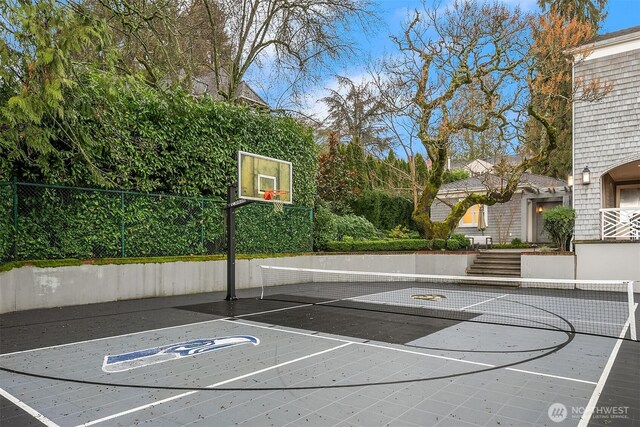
[0, 288, 637, 426]
[348, 286, 631, 338]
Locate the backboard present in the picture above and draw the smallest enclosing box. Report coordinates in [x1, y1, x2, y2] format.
[238, 151, 292, 204]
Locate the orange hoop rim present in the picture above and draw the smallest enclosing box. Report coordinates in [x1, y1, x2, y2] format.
[263, 190, 289, 201]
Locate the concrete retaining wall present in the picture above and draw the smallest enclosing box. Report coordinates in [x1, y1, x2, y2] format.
[575, 242, 640, 292]
[0, 252, 479, 313]
[415, 252, 477, 276]
[521, 254, 575, 281]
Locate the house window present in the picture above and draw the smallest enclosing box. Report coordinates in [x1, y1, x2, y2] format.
[459, 204, 488, 227]
[616, 184, 640, 223]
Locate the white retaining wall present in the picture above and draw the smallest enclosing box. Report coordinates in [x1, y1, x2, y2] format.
[521, 254, 575, 281]
[575, 243, 640, 292]
[0, 253, 477, 313]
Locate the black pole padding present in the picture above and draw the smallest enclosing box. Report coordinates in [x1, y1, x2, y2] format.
[226, 184, 238, 301]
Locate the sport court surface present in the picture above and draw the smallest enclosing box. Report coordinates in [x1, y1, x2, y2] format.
[1, 274, 639, 427]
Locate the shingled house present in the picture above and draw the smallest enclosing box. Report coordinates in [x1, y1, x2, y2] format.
[191, 69, 269, 108]
[431, 159, 570, 245]
[570, 26, 640, 285]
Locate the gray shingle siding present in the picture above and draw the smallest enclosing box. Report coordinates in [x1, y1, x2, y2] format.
[573, 48, 640, 240]
[432, 194, 523, 243]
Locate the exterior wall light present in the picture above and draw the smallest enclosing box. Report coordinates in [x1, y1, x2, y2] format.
[582, 166, 591, 184]
[567, 175, 574, 187]
[536, 206, 543, 214]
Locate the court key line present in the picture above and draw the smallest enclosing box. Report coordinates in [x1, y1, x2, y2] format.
[223, 319, 597, 385]
[0, 387, 60, 427]
[460, 294, 508, 311]
[78, 342, 352, 427]
[0, 300, 324, 358]
[578, 303, 638, 427]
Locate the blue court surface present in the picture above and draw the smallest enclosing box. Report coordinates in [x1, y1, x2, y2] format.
[1, 283, 638, 427]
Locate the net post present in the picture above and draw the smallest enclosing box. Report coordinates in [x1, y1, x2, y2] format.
[627, 281, 637, 341]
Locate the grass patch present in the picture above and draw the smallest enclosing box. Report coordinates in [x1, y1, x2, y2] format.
[0, 253, 310, 273]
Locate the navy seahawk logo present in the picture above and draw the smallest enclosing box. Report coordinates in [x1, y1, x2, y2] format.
[102, 336, 259, 373]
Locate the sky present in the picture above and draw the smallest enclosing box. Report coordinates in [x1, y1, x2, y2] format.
[251, 0, 640, 123]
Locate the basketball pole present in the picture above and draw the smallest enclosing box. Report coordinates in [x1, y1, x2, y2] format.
[225, 183, 253, 301]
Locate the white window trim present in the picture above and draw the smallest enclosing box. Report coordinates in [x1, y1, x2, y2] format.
[458, 204, 489, 228]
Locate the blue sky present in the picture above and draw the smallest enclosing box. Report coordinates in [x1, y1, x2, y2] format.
[252, 0, 639, 121]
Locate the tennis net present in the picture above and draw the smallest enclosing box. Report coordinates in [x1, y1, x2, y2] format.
[259, 266, 637, 341]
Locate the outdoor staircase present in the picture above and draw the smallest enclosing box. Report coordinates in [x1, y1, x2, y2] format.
[466, 251, 522, 279]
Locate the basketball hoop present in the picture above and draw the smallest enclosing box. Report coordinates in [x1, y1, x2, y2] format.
[264, 190, 289, 213]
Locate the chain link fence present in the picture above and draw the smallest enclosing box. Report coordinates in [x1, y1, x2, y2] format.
[0, 182, 313, 262]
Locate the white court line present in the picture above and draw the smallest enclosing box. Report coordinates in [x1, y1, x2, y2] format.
[0, 387, 60, 427]
[460, 294, 508, 311]
[0, 301, 323, 358]
[78, 342, 352, 426]
[578, 303, 638, 427]
[0, 317, 230, 358]
[505, 368, 596, 385]
[234, 303, 314, 318]
[224, 319, 599, 382]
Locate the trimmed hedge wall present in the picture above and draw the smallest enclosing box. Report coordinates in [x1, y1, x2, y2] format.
[2, 183, 312, 261]
[325, 234, 471, 252]
[1, 73, 317, 207]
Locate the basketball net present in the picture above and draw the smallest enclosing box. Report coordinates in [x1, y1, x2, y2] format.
[264, 190, 288, 213]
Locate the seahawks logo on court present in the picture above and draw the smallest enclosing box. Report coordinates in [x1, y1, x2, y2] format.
[411, 294, 447, 301]
[102, 336, 259, 373]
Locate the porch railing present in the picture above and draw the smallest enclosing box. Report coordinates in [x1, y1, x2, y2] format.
[600, 208, 640, 240]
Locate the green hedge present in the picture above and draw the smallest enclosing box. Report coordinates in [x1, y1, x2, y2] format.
[0, 183, 12, 260]
[1, 73, 317, 207]
[325, 234, 471, 253]
[350, 190, 414, 230]
[326, 239, 432, 252]
[236, 203, 312, 254]
[3, 183, 312, 261]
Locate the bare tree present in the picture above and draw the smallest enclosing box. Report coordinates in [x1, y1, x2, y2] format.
[371, 67, 423, 206]
[388, 1, 609, 239]
[81, 0, 230, 86]
[204, 0, 373, 103]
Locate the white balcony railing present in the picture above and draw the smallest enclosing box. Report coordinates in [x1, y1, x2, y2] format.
[600, 208, 640, 240]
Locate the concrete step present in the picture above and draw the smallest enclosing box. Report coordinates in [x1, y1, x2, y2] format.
[465, 269, 521, 279]
[458, 278, 520, 287]
[472, 258, 521, 265]
[476, 253, 522, 259]
[469, 265, 521, 272]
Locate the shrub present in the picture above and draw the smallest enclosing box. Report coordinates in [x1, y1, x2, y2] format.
[450, 233, 470, 248]
[446, 240, 461, 251]
[511, 237, 523, 245]
[432, 239, 446, 250]
[312, 205, 378, 250]
[313, 205, 337, 250]
[542, 206, 575, 251]
[334, 214, 379, 241]
[388, 225, 411, 239]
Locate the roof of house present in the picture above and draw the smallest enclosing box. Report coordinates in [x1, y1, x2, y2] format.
[192, 70, 269, 107]
[438, 172, 568, 194]
[448, 154, 524, 172]
[589, 25, 640, 44]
